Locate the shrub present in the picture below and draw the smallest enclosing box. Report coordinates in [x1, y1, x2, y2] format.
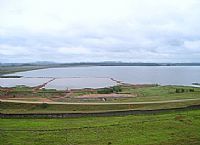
[97, 86, 122, 94]
[40, 103, 49, 109]
[112, 86, 122, 93]
[97, 88, 113, 94]
[189, 89, 194, 92]
[175, 88, 185, 93]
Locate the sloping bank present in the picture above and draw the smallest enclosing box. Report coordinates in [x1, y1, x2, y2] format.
[1, 104, 200, 118]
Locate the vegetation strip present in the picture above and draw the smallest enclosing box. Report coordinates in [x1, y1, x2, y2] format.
[1, 104, 200, 118]
[1, 98, 200, 104]
[0, 118, 173, 132]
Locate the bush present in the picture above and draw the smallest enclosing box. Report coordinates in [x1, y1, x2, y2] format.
[97, 86, 122, 94]
[40, 103, 49, 109]
[175, 88, 185, 93]
[97, 88, 113, 94]
[112, 86, 122, 93]
[189, 89, 194, 92]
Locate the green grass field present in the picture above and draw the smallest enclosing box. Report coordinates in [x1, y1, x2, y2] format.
[1, 99, 200, 114]
[1, 110, 200, 145]
[115, 85, 200, 102]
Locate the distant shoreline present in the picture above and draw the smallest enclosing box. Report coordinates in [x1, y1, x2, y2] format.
[1, 62, 200, 67]
[1, 62, 200, 76]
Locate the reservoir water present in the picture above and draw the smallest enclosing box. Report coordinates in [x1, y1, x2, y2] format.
[1, 66, 200, 89]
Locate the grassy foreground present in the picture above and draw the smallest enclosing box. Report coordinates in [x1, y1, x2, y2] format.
[0, 110, 200, 145]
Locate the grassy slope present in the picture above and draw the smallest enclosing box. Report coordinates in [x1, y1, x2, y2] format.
[116, 85, 200, 102]
[1, 100, 200, 114]
[0, 110, 200, 145]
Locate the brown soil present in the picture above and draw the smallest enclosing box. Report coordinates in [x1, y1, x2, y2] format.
[74, 93, 134, 99]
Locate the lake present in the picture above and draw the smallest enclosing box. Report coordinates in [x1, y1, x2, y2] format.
[1, 66, 200, 89]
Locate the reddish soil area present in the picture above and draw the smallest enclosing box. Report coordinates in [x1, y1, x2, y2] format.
[75, 93, 134, 99]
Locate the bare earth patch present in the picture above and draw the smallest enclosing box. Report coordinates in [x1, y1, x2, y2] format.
[74, 93, 135, 99]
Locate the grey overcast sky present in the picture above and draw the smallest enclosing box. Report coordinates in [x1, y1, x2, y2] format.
[0, 0, 200, 63]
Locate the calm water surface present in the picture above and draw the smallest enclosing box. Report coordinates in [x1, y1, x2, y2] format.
[45, 78, 116, 90]
[0, 78, 51, 87]
[2, 66, 200, 89]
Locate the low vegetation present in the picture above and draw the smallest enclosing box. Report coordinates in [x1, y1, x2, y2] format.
[1, 99, 200, 114]
[0, 85, 66, 100]
[97, 86, 122, 94]
[1, 110, 200, 145]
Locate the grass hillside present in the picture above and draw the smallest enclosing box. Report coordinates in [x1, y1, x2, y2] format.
[1, 110, 200, 145]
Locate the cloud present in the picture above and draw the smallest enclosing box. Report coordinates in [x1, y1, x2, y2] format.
[0, 0, 200, 62]
[0, 44, 29, 55]
[57, 47, 91, 55]
[184, 40, 200, 51]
